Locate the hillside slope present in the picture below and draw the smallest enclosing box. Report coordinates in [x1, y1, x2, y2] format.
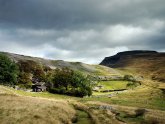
[100, 50, 165, 83]
[1, 52, 120, 76]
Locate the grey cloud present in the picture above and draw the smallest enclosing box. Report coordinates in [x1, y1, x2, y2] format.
[0, 0, 165, 29]
[0, 0, 165, 63]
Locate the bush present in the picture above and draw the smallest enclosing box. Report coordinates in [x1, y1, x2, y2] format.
[124, 75, 135, 81]
[49, 87, 67, 94]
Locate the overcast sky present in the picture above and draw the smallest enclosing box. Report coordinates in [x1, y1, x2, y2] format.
[0, 0, 165, 64]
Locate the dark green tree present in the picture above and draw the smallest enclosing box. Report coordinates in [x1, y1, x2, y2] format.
[50, 68, 92, 97]
[0, 53, 19, 85]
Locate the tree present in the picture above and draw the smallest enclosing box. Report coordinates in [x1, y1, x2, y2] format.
[0, 53, 19, 85]
[18, 72, 32, 88]
[123, 75, 135, 81]
[49, 68, 92, 97]
[33, 65, 46, 82]
[18, 60, 46, 86]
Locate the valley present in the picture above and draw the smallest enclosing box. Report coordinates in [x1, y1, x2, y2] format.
[0, 51, 165, 124]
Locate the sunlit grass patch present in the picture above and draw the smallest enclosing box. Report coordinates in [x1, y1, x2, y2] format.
[0, 93, 76, 124]
[82, 86, 165, 110]
[99, 81, 128, 90]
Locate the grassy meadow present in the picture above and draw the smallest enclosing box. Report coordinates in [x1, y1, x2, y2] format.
[0, 83, 165, 124]
[0, 88, 76, 124]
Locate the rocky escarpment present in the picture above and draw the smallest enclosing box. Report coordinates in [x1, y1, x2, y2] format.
[100, 50, 158, 67]
[100, 50, 165, 82]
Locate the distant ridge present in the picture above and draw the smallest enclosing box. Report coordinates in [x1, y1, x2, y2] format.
[100, 50, 165, 82]
[100, 50, 159, 67]
[114, 50, 157, 56]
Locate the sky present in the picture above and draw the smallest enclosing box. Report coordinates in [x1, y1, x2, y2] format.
[0, 0, 165, 64]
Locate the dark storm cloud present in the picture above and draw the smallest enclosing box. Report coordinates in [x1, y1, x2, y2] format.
[1, 0, 165, 29]
[0, 0, 165, 63]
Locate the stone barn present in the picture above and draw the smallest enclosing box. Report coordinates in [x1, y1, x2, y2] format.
[32, 82, 47, 92]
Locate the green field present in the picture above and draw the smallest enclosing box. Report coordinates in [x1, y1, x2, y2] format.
[98, 81, 129, 91]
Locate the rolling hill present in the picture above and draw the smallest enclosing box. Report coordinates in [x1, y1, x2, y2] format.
[1, 51, 120, 77]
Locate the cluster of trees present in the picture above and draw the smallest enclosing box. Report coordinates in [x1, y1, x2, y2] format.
[0, 53, 92, 97]
[17, 60, 48, 88]
[48, 68, 92, 97]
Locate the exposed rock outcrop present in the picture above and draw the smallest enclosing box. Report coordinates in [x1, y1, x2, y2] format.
[100, 50, 165, 82]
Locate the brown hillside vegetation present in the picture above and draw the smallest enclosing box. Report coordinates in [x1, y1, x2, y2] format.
[0, 95, 75, 124]
[0, 87, 76, 124]
[100, 50, 165, 83]
[2, 51, 119, 76]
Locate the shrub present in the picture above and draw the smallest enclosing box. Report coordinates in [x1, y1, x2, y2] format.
[124, 75, 135, 81]
[49, 87, 67, 94]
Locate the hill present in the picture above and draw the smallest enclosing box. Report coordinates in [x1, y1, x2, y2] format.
[100, 50, 165, 83]
[1, 51, 120, 77]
